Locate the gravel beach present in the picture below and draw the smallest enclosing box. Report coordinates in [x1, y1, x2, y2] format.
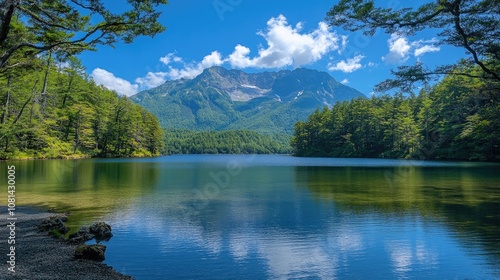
[0, 206, 132, 280]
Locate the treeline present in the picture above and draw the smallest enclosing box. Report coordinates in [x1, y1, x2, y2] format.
[0, 56, 164, 159]
[165, 130, 291, 154]
[292, 66, 500, 161]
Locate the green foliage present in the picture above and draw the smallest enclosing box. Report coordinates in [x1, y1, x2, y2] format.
[165, 130, 291, 155]
[292, 65, 500, 161]
[0, 55, 164, 159]
[0, 0, 168, 70]
[327, 0, 500, 91]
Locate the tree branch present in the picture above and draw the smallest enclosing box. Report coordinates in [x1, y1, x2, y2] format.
[0, 19, 135, 69]
[17, 5, 75, 32]
[451, 0, 500, 81]
[69, 0, 102, 12]
[0, 0, 18, 46]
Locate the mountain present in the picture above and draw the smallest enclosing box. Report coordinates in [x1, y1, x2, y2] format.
[130, 66, 366, 135]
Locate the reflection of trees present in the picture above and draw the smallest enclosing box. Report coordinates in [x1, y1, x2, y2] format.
[7, 159, 160, 230]
[295, 166, 500, 266]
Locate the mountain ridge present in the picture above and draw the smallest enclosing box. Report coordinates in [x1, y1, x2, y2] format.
[131, 66, 366, 135]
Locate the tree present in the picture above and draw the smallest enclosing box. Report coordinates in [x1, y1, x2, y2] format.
[0, 0, 168, 70]
[326, 0, 500, 91]
[0, 53, 165, 159]
[291, 63, 499, 161]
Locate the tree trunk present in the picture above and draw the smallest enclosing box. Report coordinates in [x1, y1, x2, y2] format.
[2, 75, 11, 124]
[73, 110, 81, 154]
[0, 0, 18, 46]
[41, 51, 52, 110]
[62, 73, 74, 108]
[12, 80, 38, 126]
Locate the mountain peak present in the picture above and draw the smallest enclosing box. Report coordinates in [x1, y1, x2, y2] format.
[131, 67, 365, 134]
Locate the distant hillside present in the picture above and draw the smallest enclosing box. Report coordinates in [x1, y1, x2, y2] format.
[130, 66, 366, 135]
[164, 129, 291, 155]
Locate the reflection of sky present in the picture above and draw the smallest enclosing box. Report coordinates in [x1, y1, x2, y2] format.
[103, 194, 496, 280]
[96, 155, 500, 279]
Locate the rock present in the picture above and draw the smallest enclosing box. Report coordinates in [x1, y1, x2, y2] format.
[74, 244, 107, 262]
[89, 222, 113, 241]
[67, 227, 94, 244]
[38, 215, 69, 236]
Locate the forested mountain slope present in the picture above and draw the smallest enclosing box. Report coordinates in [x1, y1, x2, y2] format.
[131, 66, 366, 135]
[0, 58, 164, 159]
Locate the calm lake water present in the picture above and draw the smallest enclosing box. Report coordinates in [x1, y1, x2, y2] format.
[4, 155, 500, 279]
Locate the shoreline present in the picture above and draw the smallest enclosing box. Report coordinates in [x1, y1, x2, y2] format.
[0, 206, 133, 280]
[2, 153, 499, 163]
[0, 154, 161, 161]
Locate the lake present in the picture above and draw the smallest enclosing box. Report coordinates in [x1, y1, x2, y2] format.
[4, 155, 500, 279]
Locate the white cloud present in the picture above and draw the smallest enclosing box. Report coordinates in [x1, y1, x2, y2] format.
[382, 34, 411, 64]
[143, 15, 342, 82]
[328, 55, 364, 73]
[228, 15, 341, 69]
[91, 68, 139, 97]
[340, 35, 348, 53]
[227, 45, 254, 68]
[414, 45, 440, 57]
[201, 51, 225, 68]
[110, 15, 346, 91]
[415, 45, 441, 56]
[412, 39, 440, 57]
[165, 51, 225, 80]
[135, 72, 168, 89]
[160, 53, 182, 65]
[341, 79, 349, 84]
[383, 35, 440, 63]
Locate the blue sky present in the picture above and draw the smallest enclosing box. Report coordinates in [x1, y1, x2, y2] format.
[83, 0, 467, 97]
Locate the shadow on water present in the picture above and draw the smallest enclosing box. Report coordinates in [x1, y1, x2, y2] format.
[294, 165, 500, 268]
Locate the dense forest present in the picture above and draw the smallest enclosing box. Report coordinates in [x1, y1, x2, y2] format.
[291, 65, 500, 161]
[0, 1, 168, 159]
[0, 56, 164, 159]
[165, 130, 290, 155]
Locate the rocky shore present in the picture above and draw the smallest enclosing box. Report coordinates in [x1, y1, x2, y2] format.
[0, 206, 132, 280]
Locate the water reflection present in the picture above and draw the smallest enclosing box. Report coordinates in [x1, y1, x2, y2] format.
[2, 156, 499, 279]
[296, 165, 500, 274]
[102, 161, 500, 279]
[3, 158, 160, 230]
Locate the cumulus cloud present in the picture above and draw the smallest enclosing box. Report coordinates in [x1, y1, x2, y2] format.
[137, 15, 343, 82]
[91, 68, 139, 96]
[340, 79, 349, 84]
[135, 72, 168, 89]
[382, 34, 411, 64]
[227, 45, 254, 68]
[383, 34, 440, 63]
[228, 14, 341, 68]
[166, 51, 225, 80]
[160, 53, 182, 65]
[328, 55, 364, 73]
[108, 15, 347, 91]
